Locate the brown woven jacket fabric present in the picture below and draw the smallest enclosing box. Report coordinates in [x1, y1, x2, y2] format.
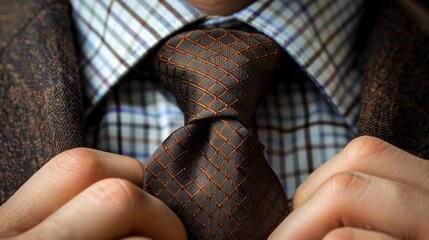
[357, 0, 429, 157]
[0, 0, 86, 204]
[0, 0, 428, 208]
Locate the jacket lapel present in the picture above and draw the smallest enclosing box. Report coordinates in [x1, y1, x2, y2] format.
[357, 0, 429, 159]
[0, 0, 86, 203]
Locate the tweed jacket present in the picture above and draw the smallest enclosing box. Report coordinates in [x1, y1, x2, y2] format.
[0, 0, 428, 204]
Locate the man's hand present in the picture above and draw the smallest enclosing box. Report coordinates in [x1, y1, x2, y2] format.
[270, 136, 429, 240]
[0, 148, 186, 240]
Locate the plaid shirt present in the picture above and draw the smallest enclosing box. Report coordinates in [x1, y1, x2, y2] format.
[71, 0, 364, 199]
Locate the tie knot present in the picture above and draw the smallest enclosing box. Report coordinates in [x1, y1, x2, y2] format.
[152, 28, 284, 124]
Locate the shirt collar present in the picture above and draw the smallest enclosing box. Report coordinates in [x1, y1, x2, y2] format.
[71, 0, 364, 127]
[236, 0, 365, 129]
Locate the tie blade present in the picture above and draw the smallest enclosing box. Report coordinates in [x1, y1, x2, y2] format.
[144, 120, 289, 239]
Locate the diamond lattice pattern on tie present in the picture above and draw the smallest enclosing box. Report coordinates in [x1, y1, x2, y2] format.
[145, 28, 290, 239]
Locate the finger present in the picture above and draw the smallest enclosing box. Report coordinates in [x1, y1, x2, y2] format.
[293, 136, 429, 209]
[323, 227, 400, 240]
[0, 148, 145, 235]
[270, 172, 429, 240]
[21, 178, 186, 240]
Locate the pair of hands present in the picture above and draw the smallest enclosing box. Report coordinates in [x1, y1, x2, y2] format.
[1, 136, 428, 239]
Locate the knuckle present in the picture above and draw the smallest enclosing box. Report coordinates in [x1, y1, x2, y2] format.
[86, 178, 138, 209]
[342, 136, 388, 167]
[49, 148, 101, 181]
[345, 136, 385, 158]
[324, 172, 367, 199]
[292, 184, 306, 209]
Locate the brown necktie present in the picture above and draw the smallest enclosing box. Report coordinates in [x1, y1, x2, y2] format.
[144, 28, 289, 239]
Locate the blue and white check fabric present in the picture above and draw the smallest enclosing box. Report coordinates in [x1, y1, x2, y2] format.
[70, 0, 364, 199]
